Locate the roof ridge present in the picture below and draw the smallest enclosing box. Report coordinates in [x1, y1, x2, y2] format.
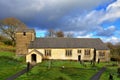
[29, 38, 109, 50]
[35, 37, 100, 39]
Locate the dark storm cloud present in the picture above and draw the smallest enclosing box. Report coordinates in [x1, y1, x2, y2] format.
[0, 0, 111, 30]
[1, 0, 120, 43]
[96, 26, 116, 37]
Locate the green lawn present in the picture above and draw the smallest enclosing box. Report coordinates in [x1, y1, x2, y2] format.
[100, 63, 120, 80]
[16, 60, 102, 80]
[16, 60, 120, 80]
[0, 51, 15, 57]
[0, 51, 26, 80]
[0, 51, 119, 80]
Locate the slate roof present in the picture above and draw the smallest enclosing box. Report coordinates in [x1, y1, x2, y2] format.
[28, 38, 109, 50]
[16, 29, 35, 33]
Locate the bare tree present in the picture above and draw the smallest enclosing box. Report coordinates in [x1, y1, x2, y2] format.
[65, 32, 74, 38]
[45, 29, 76, 38]
[56, 30, 64, 37]
[45, 29, 56, 37]
[0, 17, 27, 46]
[45, 29, 64, 37]
[105, 42, 113, 49]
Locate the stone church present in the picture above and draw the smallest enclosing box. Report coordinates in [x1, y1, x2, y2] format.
[16, 29, 110, 63]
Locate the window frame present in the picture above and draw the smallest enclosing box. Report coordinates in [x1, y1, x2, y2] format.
[84, 49, 90, 56]
[45, 49, 51, 56]
[65, 49, 72, 57]
[99, 51, 105, 57]
[78, 50, 81, 53]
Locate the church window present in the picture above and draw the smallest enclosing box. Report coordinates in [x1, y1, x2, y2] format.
[78, 50, 81, 53]
[65, 50, 72, 57]
[99, 51, 105, 57]
[45, 49, 51, 56]
[84, 49, 90, 55]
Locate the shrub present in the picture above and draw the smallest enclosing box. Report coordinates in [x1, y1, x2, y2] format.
[111, 57, 118, 61]
[3, 40, 13, 46]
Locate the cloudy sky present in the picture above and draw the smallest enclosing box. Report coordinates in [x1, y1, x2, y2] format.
[0, 0, 120, 44]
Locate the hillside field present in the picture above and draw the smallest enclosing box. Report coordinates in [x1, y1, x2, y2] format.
[0, 51, 26, 80]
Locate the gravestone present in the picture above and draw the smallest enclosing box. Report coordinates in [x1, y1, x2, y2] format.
[98, 59, 100, 64]
[109, 74, 113, 80]
[117, 68, 120, 78]
[27, 62, 30, 72]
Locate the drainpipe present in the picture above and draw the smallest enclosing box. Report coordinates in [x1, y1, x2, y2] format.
[93, 49, 96, 67]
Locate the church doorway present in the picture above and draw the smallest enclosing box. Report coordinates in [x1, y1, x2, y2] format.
[78, 55, 81, 61]
[31, 54, 36, 62]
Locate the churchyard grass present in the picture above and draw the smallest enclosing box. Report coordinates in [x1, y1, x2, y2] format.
[16, 60, 120, 80]
[16, 60, 104, 80]
[100, 62, 120, 80]
[0, 51, 119, 80]
[0, 51, 26, 80]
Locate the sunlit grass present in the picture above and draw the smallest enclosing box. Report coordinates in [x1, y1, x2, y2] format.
[0, 51, 26, 80]
[0, 42, 15, 52]
[16, 60, 101, 80]
[100, 65, 120, 80]
[0, 51, 15, 57]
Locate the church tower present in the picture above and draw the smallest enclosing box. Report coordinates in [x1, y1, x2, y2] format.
[15, 29, 35, 55]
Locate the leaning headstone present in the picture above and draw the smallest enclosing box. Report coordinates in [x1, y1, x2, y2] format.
[109, 74, 113, 80]
[92, 61, 96, 67]
[27, 62, 30, 72]
[117, 68, 120, 78]
[98, 59, 100, 64]
[48, 60, 51, 69]
[62, 66, 65, 69]
[26, 62, 30, 75]
[90, 60, 93, 65]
